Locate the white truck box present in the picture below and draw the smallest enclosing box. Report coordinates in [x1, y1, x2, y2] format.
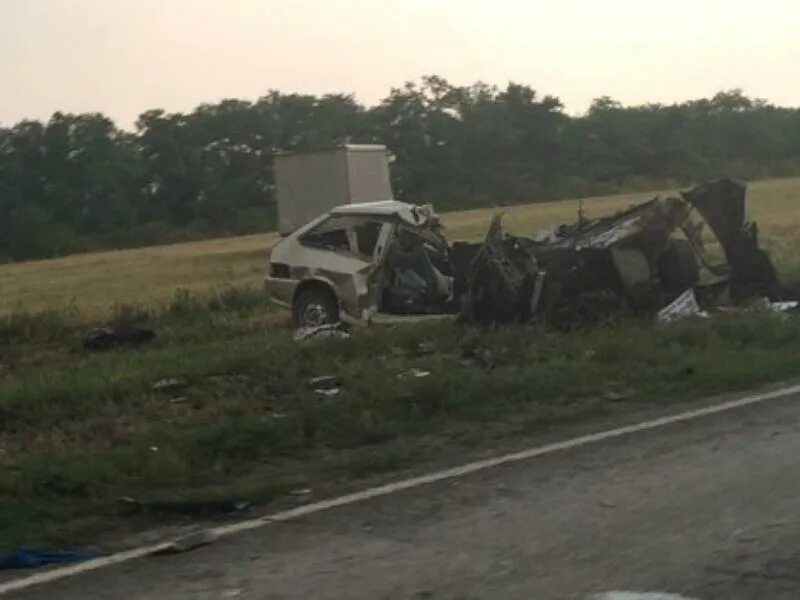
[274, 144, 394, 235]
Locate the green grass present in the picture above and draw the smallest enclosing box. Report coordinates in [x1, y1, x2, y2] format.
[3, 290, 800, 549]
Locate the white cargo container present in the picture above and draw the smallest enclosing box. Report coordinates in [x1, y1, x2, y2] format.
[274, 144, 394, 235]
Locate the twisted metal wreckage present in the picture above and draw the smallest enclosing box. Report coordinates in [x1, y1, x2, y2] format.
[272, 178, 789, 334]
[454, 178, 784, 325]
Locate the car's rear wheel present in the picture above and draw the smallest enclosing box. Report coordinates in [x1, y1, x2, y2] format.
[292, 287, 339, 329]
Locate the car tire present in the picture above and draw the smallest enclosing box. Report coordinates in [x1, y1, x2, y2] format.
[292, 287, 339, 329]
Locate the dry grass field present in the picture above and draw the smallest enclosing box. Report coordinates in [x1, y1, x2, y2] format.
[3, 177, 799, 318]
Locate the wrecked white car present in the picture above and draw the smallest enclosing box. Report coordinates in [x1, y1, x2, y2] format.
[266, 201, 459, 328]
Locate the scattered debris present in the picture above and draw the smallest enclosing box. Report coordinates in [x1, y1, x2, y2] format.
[453, 214, 541, 324]
[169, 396, 189, 405]
[768, 300, 800, 313]
[152, 530, 218, 556]
[315, 388, 341, 397]
[416, 342, 436, 356]
[83, 326, 156, 351]
[397, 368, 431, 380]
[308, 375, 342, 396]
[293, 322, 350, 342]
[119, 497, 251, 517]
[603, 391, 626, 403]
[0, 548, 100, 571]
[656, 289, 709, 323]
[307, 375, 340, 390]
[151, 378, 188, 392]
[457, 179, 789, 325]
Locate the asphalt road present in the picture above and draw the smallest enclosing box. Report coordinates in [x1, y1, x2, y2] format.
[10, 389, 800, 599]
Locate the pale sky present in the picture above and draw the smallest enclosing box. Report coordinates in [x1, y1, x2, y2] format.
[1, 0, 799, 129]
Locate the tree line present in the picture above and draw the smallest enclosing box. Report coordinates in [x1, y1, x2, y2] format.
[2, 76, 800, 261]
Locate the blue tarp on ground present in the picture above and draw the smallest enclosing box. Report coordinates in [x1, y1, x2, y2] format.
[0, 548, 99, 570]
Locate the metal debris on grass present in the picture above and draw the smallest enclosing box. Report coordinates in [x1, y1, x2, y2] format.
[307, 375, 340, 390]
[657, 289, 709, 323]
[151, 378, 188, 392]
[307, 375, 342, 396]
[397, 368, 431, 380]
[315, 388, 341, 397]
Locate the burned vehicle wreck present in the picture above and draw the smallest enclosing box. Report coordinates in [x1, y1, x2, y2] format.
[266, 179, 781, 328]
[458, 178, 782, 325]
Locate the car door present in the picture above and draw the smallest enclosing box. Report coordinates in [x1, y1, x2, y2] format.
[296, 216, 377, 316]
[350, 219, 396, 319]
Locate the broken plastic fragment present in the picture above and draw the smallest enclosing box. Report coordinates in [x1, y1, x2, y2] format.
[657, 289, 709, 323]
[769, 300, 800, 313]
[152, 378, 188, 392]
[315, 388, 341, 397]
[397, 368, 432, 380]
[307, 375, 340, 390]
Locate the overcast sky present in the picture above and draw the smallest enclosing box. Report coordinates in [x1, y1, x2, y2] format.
[1, 0, 799, 129]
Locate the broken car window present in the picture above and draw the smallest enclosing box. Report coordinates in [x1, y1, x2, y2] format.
[300, 217, 352, 252]
[354, 221, 383, 257]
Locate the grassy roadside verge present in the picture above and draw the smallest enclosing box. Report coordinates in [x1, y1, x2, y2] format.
[3, 288, 800, 550]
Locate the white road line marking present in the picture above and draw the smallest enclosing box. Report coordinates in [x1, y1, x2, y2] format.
[594, 593, 700, 600]
[3, 382, 800, 595]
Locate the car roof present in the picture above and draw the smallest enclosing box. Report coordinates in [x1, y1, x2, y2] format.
[330, 201, 436, 227]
